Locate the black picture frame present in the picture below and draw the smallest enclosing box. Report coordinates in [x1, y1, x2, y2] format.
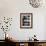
[20, 13, 33, 29]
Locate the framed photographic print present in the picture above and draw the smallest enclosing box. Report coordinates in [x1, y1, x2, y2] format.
[20, 13, 33, 29]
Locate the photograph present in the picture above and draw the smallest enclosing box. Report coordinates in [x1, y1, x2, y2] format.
[20, 13, 33, 28]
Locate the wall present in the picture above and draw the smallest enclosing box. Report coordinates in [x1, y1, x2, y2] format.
[0, 0, 46, 40]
